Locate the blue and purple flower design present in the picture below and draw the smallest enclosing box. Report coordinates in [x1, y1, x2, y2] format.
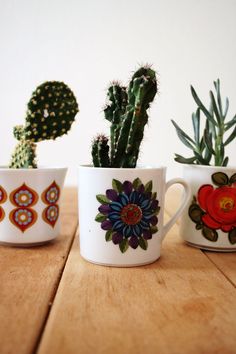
[95, 178, 160, 253]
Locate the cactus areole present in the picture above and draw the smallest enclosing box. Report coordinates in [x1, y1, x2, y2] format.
[91, 66, 158, 168]
[9, 81, 79, 168]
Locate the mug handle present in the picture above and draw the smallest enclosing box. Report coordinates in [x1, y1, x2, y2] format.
[161, 178, 191, 241]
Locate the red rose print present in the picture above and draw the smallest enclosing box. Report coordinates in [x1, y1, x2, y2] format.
[198, 184, 236, 232]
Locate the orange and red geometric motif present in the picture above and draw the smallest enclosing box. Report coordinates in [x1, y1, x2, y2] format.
[0, 186, 7, 222]
[9, 183, 38, 232]
[42, 181, 60, 228]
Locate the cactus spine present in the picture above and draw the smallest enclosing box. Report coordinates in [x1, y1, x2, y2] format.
[9, 81, 79, 168]
[92, 66, 157, 168]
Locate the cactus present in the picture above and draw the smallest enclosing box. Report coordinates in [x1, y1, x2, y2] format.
[9, 140, 37, 169]
[171, 79, 236, 166]
[9, 81, 79, 168]
[92, 135, 110, 167]
[92, 66, 157, 168]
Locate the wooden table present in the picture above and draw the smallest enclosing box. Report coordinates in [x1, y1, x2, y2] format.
[1, 187, 236, 354]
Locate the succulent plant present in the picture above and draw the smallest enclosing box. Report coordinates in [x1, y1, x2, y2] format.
[9, 81, 79, 168]
[171, 79, 236, 166]
[92, 66, 157, 168]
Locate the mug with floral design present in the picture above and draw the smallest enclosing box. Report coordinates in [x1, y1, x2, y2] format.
[180, 165, 236, 251]
[0, 166, 67, 246]
[78, 165, 191, 267]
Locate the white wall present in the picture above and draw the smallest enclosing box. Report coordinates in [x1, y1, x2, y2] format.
[0, 0, 236, 185]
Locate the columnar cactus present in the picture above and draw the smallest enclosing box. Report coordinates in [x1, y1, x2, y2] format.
[92, 66, 157, 168]
[9, 81, 79, 168]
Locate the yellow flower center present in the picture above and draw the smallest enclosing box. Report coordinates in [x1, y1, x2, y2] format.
[220, 197, 234, 212]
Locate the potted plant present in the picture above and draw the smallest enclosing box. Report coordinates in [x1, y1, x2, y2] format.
[0, 81, 79, 246]
[171, 79, 236, 251]
[78, 66, 191, 267]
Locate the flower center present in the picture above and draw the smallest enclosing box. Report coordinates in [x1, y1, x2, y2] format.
[120, 203, 142, 225]
[219, 196, 234, 212]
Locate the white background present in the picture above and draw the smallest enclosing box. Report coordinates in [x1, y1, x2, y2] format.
[0, 0, 236, 185]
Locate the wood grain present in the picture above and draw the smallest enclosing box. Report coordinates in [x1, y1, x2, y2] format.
[37, 213, 236, 354]
[0, 188, 78, 354]
[165, 186, 236, 287]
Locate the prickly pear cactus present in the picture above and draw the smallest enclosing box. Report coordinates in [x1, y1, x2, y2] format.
[91, 66, 157, 168]
[9, 139, 37, 168]
[9, 81, 79, 168]
[25, 81, 78, 141]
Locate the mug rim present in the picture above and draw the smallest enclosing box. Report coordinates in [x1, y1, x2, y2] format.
[0, 165, 68, 172]
[78, 164, 167, 171]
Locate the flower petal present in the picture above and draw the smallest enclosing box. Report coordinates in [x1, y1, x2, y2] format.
[151, 200, 159, 210]
[221, 224, 234, 232]
[110, 201, 122, 212]
[108, 212, 120, 221]
[132, 224, 143, 237]
[138, 184, 145, 193]
[101, 220, 113, 230]
[140, 219, 150, 229]
[143, 229, 152, 240]
[129, 236, 139, 249]
[150, 216, 158, 226]
[130, 191, 139, 204]
[98, 204, 111, 215]
[123, 225, 132, 237]
[113, 220, 124, 231]
[141, 199, 152, 210]
[198, 184, 214, 211]
[202, 214, 220, 230]
[112, 232, 123, 244]
[106, 189, 118, 201]
[123, 181, 133, 195]
[119, 194, 129, 206]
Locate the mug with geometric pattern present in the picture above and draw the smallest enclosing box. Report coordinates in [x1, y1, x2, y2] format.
[0, 167, 67, 246]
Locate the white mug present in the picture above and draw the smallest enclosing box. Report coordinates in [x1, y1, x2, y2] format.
[0, 166, 67, 246]
[180, 164, 236, 251]
[78, 165, 191, 267]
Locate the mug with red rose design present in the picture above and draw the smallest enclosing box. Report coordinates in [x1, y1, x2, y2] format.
[180, 165, 236, 251]
[78, 165, 191, 267]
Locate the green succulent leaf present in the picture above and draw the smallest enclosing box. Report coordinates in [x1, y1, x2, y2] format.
[174, 154, 196, 164]
[192, 109, 200, 145]
[225, 114, 236, 131]
[210, 90, 222, 125]
[224, 125, 236, 146]
[222, 156, 229, 167]
[171, 120, 195, 149]
[191, 86, 217, 127]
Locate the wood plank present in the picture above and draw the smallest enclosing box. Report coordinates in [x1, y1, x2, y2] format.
[0, 187, 78, 354]
[165, 186, 236, 287]
[37, 214, 236, 354]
